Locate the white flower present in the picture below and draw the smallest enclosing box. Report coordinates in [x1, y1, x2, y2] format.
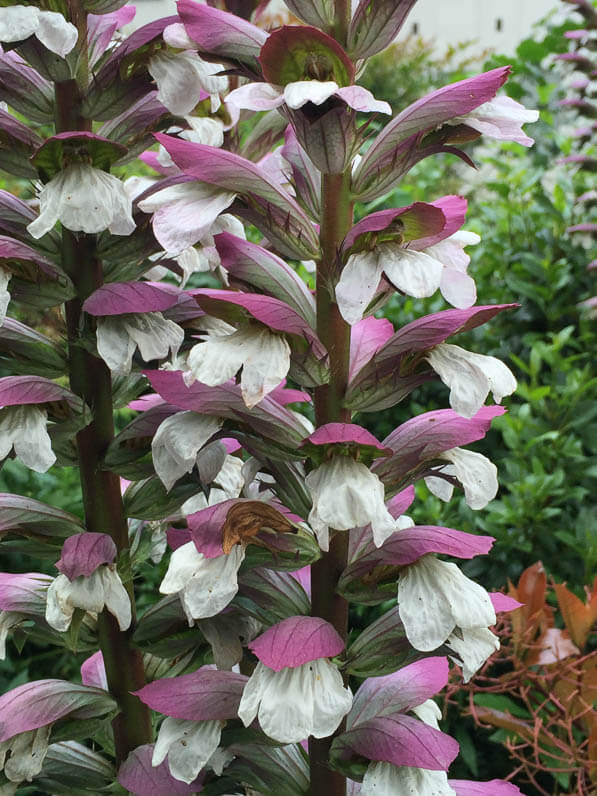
[45, 566, 131, 632]
[425, 447, 498, 510]
[0, 405, 55, 473]
[137, 182, 236, 255]
[152, 412, 223, 491]
[238, 658, 352, 743]
[0, 6, 77, 57]
[0, 267, 11, 326]
[398, 556, 496, 651]
[148, 51, 228, 115]
[152, 717, 223, 784]
[227, 80, 390, 114]
[157, 117, 224, 170]
[360, 762, 456, 796]
[27, 165, 135, 239]
[159, 541, 245, 624]
[448, 96, 539, 147]
[185, 325, 291, 409]
[424, 231, 481, 309]
[96, 313, 184, 374]
[0, 612, 23, 660]
[446, 626, 500, 682]
[411, 698, 442, 729]
[0, 725, 51, 784]
[426, 343, 517, 418]
[305, 455, 397, 551]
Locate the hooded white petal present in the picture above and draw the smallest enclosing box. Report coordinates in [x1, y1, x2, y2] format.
[95, 317, 137, 373]
[0, 612, 23, 660]
[0, 405, 55, 473]
[335, 251, 384, 325]
[148, 51, 227, 115]
[361, 762, 456, 796]
[0, 267, 11, 325]
[35, 10, 78, 57]
[185, 326, 291, 408]
[27, 165, 135, 239]
[450, 96, 539, 146]
[160, 542, 245, 624]
[152, 717, 223, 784]
[45, 567, 131, 632]
[430, 447, 498, 510]
[446, 626, 500, 682]
[0, 6, 39, 43]
[411, 698, 442, 729]
[426, 343, 517, 418]
[138, 183, 236, 255]
[2, 726, 51, 784]
[398, 556, 496, 651]
[383, 246, 444, 298]
[226, 82, 285, 112]
[238, 658, 352, 743]
[284, 80, 339, 109]
[152, 412, 223, 491]
[306, 456, 397, 551]
[123, 313, 184, 365]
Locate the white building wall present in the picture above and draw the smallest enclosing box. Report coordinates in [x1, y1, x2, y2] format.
[129, 0, 561, 54]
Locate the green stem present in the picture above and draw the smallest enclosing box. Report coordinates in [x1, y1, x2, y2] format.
[54, 25, 151, 763]
[309, 171, 353, 796]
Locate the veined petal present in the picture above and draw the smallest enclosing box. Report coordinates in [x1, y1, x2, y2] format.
[152, 717, 222, 784]
[3, 726, 51, 784]
[96, 317, 136, 374]
[426, 343, 516, 418]
[398, 556, 496, 651]
[0, 267, 11, 325]
[384, 247, 444, 298]
[226, 82, 285, 111]
[447, 626, 500, 682]
[148, 51, 227, 116]
[238, 658, 351, 743]
[35, 11, 78, 57]
[27, 165, 135, 238]
[440, 448, 498, 510]
[0, 612, 23, 660]
[160, 542, 205, 596]
[239, 328, 291, 408]
[97, 567, 131, 631]
[284, 80, 339, 109]
[179, 546, 245, 622]
[335, 85, 391, 114]
[152, 412, 223, 491]
[45, 574, 75, 632]
[122, 313, 184, 365]
[336, 251, 384, 325]
[450, 96, 539, 146]
[0, 406, 55, 473]
[361, 762, 456, 796]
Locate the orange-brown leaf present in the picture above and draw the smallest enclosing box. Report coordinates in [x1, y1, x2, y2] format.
[554, 581, 597, 650]
[221, 501, 295, 554]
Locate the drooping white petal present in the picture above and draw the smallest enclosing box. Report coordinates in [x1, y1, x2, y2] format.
[3, 726, 51, 784]
[152, 412, 223, 491]
[185, 326, 291, 408]
[45, 567, 130, 632]
[121, 313, 184, 368]
[361, 762, 456, 796]
[449, 96, 539, 146]
[226, 82, 285, 112]
[96, 317, 136, 374]
[27, 165, 135, 238]
[447, 626, 500, 682]
[152, 717, 223, 784]
[160, 542, 205, 595]
[383, 247, 444, 298]
[411, 698, 442, 729]
[0, 406, 55, 473]
[284, 80, 339, 108]
[213, 455, 245, 498]
[97, 567, 131, 631]
[35, 10, 78, 57]
[336, 251, 384, 325]
[0, 612, 23, 660]
[306, 456, 397, 551]
[398, 556, 496, 651]
[426, 343, 516, 418]
[0, 6, 39, 43]
[0, 267, 11, 325]
[138, 183, 236, 254]
[439, 267, 477, 309]
[238, 658, 352, 743]
[438, 447, 498, 510]
[178, 546, 245, 623]
[148, 51, 227, 115]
